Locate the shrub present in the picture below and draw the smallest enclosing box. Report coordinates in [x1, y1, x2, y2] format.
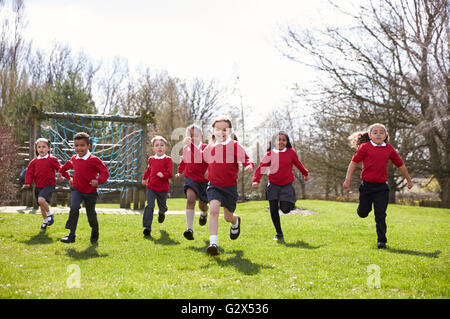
[0, 126, 20, 205]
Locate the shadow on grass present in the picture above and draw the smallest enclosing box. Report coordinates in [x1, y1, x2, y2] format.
[66, 244, 109, 260]
[386, 248, 441, 258]
[188, 240, 273, 275]
[144, 230, 180, 246]
[278, 240, 323, 249]
[22, 230, 53, 245]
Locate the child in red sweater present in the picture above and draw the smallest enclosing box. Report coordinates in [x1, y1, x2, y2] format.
[343, 123, 413, 249]
[142, 136, 173, 237]
[252, 131, 309, 241]
[175, 124, 209, 240]
[23, 138, 68, 230]
[59, 132, 109, 244]
[187, 117, 254, 255]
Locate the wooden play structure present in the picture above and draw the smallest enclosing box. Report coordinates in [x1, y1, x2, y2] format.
[21, 106, 153, 210]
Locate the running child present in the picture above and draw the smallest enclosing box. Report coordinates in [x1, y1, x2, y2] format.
[252, 131, 309, 241]
[142, 136, 173, 237]
[59, 132, 109, 244]
[187, 116, 254, 255]
[23, 138, 68, 230]
[175, 124, 209, 240]
[343, 123, 413, 249]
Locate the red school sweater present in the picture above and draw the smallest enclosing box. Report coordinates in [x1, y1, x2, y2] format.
[202, 139, 254, 188]
[143, 155, 173, 193]
[253, 148, 309, 186]
[59, 154, 109, 193]
[25, 155, 67, 188]
[177, 144, 208, 183]
[351, 141, 404, 183]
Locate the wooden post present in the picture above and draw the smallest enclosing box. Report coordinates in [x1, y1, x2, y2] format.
[124, 126, 133, 208]
[138, 120, 148, 210]
[31, 115, 41, 209]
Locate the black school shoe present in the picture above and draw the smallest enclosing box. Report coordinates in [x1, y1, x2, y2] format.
[60, 233, 76, 243]
[273, 233, 284, 242]
[90, 228, 99, 244]
[230, 217, 241, 240]
[183, 229, 194, 240]
[206, 244, 219, 256]
[143, 227, 151, 237]
[47, 214, 54, 226]
[377, 242, 386, 249]
[40, 222, 48, 230]
[158, 211, 165, 223]
[199, 213, 207, 226]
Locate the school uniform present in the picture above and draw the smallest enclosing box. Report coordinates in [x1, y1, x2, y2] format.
[178, 143, 209, 203]
[253, 147, 309, 237]
[59, 151, 109, 233]
[253, 147, 309, 204]
[25, 154, 66, 203]
[351, 141, 404, 244]
[202, 137, 254, 212]
[142, 154, 173, 229]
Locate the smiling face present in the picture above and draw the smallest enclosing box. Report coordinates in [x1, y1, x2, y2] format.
[275, 134, 288, 150]
[189, 128, 202, 145]
[36, 141, 50, 157]
[369, 125, 387, 145]
[152, 139, 167, 156]
[213, 120, 230, 143]
[74, 138, 90, 158]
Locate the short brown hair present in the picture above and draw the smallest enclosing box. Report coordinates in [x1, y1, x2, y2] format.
[74, 132, 91, 145]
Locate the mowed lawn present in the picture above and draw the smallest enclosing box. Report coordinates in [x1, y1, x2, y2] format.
[0, 199, 448, 299]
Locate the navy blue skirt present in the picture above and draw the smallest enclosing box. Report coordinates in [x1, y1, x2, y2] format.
[184, 177, 209, 203]
[265, 182, 296, 204]
[34, 185, 56, 204]
[207, 184, 239, 213]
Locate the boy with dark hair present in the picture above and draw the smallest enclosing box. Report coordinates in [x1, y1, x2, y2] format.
[59, 132, 109, 244]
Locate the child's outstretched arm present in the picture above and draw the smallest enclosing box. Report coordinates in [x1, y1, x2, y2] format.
[176, 158, 185, 178]
[252, 152, 271, 188]
[343, 161, 358, 191]
[397, 164, 413, 189]
[58, 161, 73, 182]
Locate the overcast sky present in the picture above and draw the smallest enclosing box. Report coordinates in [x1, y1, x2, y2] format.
[21, 0, 348, 128]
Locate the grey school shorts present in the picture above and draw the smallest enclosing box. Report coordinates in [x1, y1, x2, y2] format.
[207, 184, 238, 213]
[265, 182, 296, 204]
[34, 185, 56, 204]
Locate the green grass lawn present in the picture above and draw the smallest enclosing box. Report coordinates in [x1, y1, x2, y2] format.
[0, 199, 448, 299]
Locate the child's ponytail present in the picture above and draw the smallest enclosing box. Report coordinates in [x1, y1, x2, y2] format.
[348, 131, 370, 149]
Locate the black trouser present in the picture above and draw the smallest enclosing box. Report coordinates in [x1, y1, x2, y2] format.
[143, 189, 168, 229]
[269, 200, 295, 235]
[65, 188, 98, 234]
[357, 181, 389, 243]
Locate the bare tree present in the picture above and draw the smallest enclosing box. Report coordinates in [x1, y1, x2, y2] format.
[181, 77, 225, 131]
[280, 0, 449, 207]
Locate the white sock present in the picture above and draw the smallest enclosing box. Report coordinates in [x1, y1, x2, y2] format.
[231, 217, 239, 228]
[47, 211, 53, 216]
[186, 209, 195, 230]
[210, 235, 218, 246]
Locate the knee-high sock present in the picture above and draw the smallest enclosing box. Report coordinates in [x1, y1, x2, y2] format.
[186, 209, 195, 230]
